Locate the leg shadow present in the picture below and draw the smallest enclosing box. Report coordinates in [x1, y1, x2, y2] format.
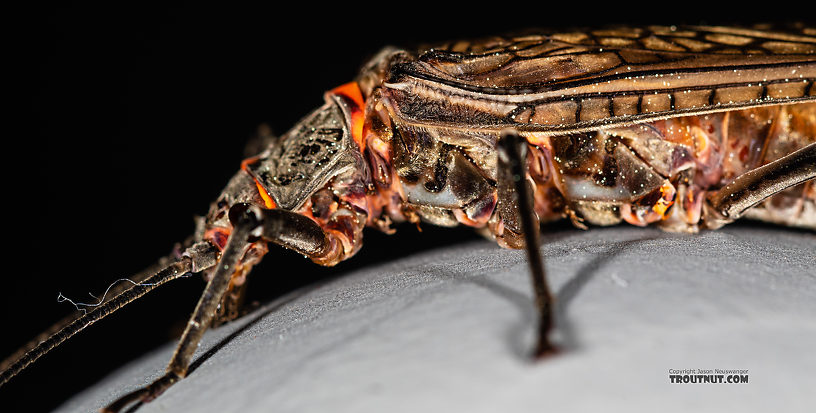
[447, 231, 659, 360]
[554, 234, 658, 352]
[119, 283, 323, 413]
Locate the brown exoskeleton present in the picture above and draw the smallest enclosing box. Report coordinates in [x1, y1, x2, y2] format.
[4, 24, 815, 412]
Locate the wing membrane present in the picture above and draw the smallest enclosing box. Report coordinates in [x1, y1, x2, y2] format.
[385, 25, 816, 134]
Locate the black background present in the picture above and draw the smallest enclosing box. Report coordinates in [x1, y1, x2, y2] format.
[7, 3, 800, 411]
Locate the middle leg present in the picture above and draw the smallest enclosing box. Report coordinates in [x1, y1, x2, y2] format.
[497, 129, 557, 358]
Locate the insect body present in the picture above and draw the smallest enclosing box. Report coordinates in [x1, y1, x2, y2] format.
[4, 25, 816, 412]
[214, 26, 816, 263]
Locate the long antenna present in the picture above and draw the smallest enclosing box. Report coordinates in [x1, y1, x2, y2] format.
[0, 252, 176, 375]
[0, 243, 217, 386]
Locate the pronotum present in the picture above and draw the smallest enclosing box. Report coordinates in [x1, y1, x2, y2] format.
[7, 23, 815, 411]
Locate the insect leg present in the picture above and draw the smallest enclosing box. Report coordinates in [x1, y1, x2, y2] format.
[0, 242, 218, 388]
[209, 208, 331, 327]
[211, 276, 252, 327]
[497, 129, 557, 358]
[257, 208, 331, 257]
[705, 142, 816, 228]
[102, 204, 263, 413]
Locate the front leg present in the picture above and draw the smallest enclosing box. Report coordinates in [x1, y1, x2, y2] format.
[103, 204, 333, 412]
[102, 205, 264, 412]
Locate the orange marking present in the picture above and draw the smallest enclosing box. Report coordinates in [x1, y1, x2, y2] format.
[653, 203, 670, 218]
[331, 82, 366, 152]
[652, 182, 675, 217]
[691, 126, 710, 157]
[253, 180, 276, 209]
[332, 82, 364, 108]
[241, 156, 276, 209]
[240, 156, 259, 171]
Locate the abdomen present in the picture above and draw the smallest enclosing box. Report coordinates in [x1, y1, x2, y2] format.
[529, 102, 816, 231]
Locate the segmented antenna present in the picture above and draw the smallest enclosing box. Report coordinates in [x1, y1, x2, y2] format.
[0, 253, 205, 386]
